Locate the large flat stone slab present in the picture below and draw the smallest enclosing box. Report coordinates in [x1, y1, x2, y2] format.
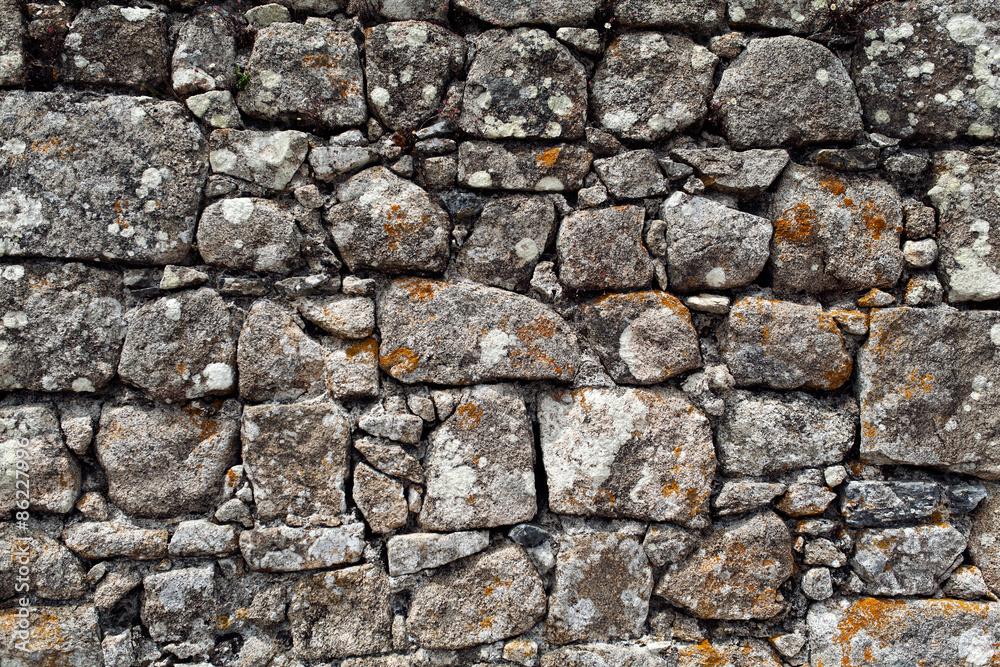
[0, 92, 208, 264]
[860, 307, 1000, 479]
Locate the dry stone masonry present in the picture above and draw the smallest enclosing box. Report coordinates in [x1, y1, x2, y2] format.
[0, 0, 999, 665]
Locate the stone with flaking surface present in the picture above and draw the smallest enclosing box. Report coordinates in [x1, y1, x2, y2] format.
[557, 206, 654, 291]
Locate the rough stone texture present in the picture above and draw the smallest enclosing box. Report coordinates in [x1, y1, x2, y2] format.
[365, 21, 464, 132]
[557, 206, 654, 291]
[971, 483, 1000, 596]
[677, 640, 783, 667]
[60, 6, 168, 88]
[326, 167, 451, 273]
[289, 564, 392, 660]
[670, 147, 789, 198]
[453, 0, 601, 26]
[859, 307, 1000, 480]
[852, 524, 967, 596]
[594, 150, 667, 199]
[0, 405, 81, 514]
[0, 0, 25, 86]
[420, 384, 536, 530]
[0, 92, 208, 264]
[0, 605, 102, 666]
[387, 530, 490, 576]
[716, 391, 857, 476]
[728, 0, 829, 34]
[377, 277, 579, 384]
[714, 481, 786, 516]
[547, 531, 653, 645]
[542, 644, 675, 667]
[197, 198, 306, 274]
[455, 194, 556, 291]
[661, 192, 771, 291]
[118, 288, 237, 403]
[208, 129, 309, 191]
[592, 33, 717, 142]
[853, 0, 1000, 141]
[841, 481, 945, 527]
[63, 522, 168, 560]
[614, 0, 723, 30]
[808, 598, 1000, 666]
[240, 523, 365, 572]
[171, 13, 235, 96]
[141, 565, 215, 655]
[239, 21, 366, 129]
[721, 297, 853, 391]
[95, 400, 240, 517]
[930, 149, 1000, 302]
[457, 141, 592, 191]
[0, 524, 86, 600]
[655, 511, 793, 620]
[579, 291, 701, 384]
[168, 519, 239, 557]
[354, 461, 408, 533]
[407, 542, 546, 649]
[242, 402, 350, 521]
[298, 296, 375, 338]
[770, 164, 903, 294]
[539, 387, 714, 528]
[459, 29, 586, 140]
[713, 36, 863, 149]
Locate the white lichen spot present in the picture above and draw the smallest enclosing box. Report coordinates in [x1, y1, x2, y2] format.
[260, 70, 282, 89]
[221, 198, 255, 224]
[1, 138, 26, 155]
[968, 122, 995, 139]
[990, 323, 1000, 346]
[514, 237, 539, 262]
[479, 329, 511, 367]
[71, 377, 95, 393]
[729, 4, 746, 22]
[467, 171, 493, 188]
[2, 311, 27, 328]
[202, 363, 234, 392]
[476, 91, 492, 110]
[534, 177, 564, 192]
[406, 26, 428, 46]
[120, 6, 152, 21]
[1, 265, 24, 281]
[957, 627, 993, 666]
[946, 14, 986, 47]
[875, 109, 890, 124]
[816, 69, 830, 85]
[74, 55, 89, 69]
[884, 22, 913, 43]
[164, 298, 182, 322]
[705, 267, 726, 288]
[544, 121, 563, 137]
[209, 149, 237, 173]
[421, 84, 437, 104]
[601, 110, 638, 133]
[141, 167, 162, 190]
[547, 95, 573, 117]
[370, 86, 390, 108]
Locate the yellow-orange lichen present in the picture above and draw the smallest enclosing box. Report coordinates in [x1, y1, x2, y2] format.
[380, 347, 419, 375]
[774, 203, 817, 243]
[455, 402, 483, 430]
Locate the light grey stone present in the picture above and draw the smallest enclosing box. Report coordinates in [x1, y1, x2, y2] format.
[141, 565, 215, 657]
[903, 238, 939, 269]
[453, 0, 601, 26]
[555, 27, 601, 55]
[0, 524, 86, 600]
[614, 0, 724, 30]
[0, 405, 80, 514]
[308, 145, 377, 181]
[669, 147, 789, 198]
[186, 90, 244, 129]
[541, 644, 676, 667]
[387, 530, 490, 576]
[0, 0, 25, 86]
[355, 436, 424, 484]
[943, 565, 993, 600]
[209, 128, 309, 191]
[168, 520, 239, 557]
[171, 13, 235, 96]
[852, 524, 967, 596]
[457, 141, 593, 191]
[776, 483, 836, 517]
[63, 522, 168, 560]
[728, 0, 829, 33]
[539, 387, 714, 528]
[557, 205, 654, 291]
[245, 3, 291, 27]
[594, 150, 667, 199]
[642, 524, 698, 567]
[971, 483, 1000, 596]
[197, 198, 307, 274]
[355, 462, 408, 533]
[239, 523, 365, 572]
[713, 481, 787, 516]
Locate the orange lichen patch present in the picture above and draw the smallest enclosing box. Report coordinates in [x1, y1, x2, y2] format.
[900, 370, 936, 399]
[479, 616, 494, 629]
[380, 347, 419, 376]
[678, 640, 728, 667]
[829, 598, 909, 666]
[593, 487, 615, 505]
[396, 277, 446, 302]
[466, 494, 475, 505]
[346, 338, 379, 360]
[181, 401, 222, 440]
[484, 575, 512, 596]
[774, 203, 817, 243]
[515, 318, 559, 344]
[811, 359, 853, 391]
[588, 290, 687, 315]
[455, 402, 483, 430]
[862, 421, 877, 439]
[176, 362, 188, 376]
[819, 177, 847, 196]
[535, 147, 561, 168]
[859, 200, 887, 240]
[384, 211, 426, 251]
[217, 615, 231, 629]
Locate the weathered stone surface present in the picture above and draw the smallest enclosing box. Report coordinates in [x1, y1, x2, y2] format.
[408, 542, 546, 649]
[240, 523, 366, 572]
[716, 391, 856, 476]
[547, 531, 652, 645]
[297, 296, 374, 339]
[728, 0, 829, 34]
[655, 511, 793, 620]
[579, 291, 701, 384]
[168, 519, 239, 557]
[289, 564, 392, 660]
[358, 404, 424, 443]
[661, 192, 771, 291]
[853, 0, 1000, 141]
[971, 483, 1000, 595]
[237, 300, 329, 402]
[456, 194, 556, 292]
[841, 481, 945, 527]
[326, 336, 381, 399]
[557, 206, 654, 291]
[808, 597, 1000, 666]
[378, 277, 579, 384]
[453, 0, 601, 26]
[141, 565, 215, 655]
[1, 92, 208, 263]
[543, 644, 674, 667]
[326, 167, 451, 273]
[594, 150, 668, 199]
[457, 141, 592, 191]
[0, 0, 24, 86]
[171, 13, 235, 96]
[96, 400, 240, 517]
[776, 482, 836, 516]
[387, 530, 490, 576]
[63, 522, 168, 560]
[614, 0, 724, 30]
[770, 164, 903, 294]
[460, 29, 585, 140]
[186, 90, 244, 129]
[0, 405, 80, 514]
[197, 198, 306, 274]
[713, 36, 863, 148]
[0, 263, 124, 393]
[118, 288, 236, 403]
[365, 21, 463, 132]
[677, 640, 783, 667]
[714, 481, 786, 517]
[239, 21, 365, 129]
[592, 33, 717, 142]
[721, 297, 853, 391]
[0, 525, 86, 600]
[669, 147, 789, 198]
[859, 307, 1000, 479]
[852, 523, 967, 596]
[642, 524, 698, 567]
[539, 387, 714, 528]
[0, 604, 102, 666]
[354, 462, 408, 533]
[420, 384, 536, 530]
[209, 129, 309, 191]
[61, 6, 168, 88]
[930, 150, 1000, 302]
[242, 402, 350, 521]
[355, 436, 424, 484]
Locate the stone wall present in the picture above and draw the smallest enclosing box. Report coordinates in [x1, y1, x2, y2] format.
[1, 0, 999, 665]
